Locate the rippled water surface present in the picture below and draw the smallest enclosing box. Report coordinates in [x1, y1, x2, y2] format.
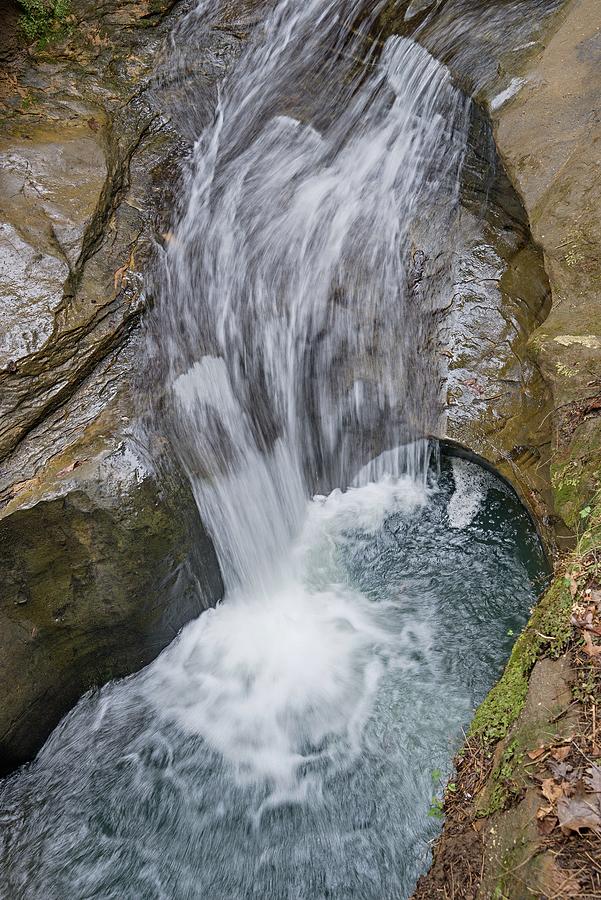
[0, 459, 546, 899]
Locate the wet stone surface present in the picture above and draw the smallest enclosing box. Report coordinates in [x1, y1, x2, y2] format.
[0, 0, 244, 769]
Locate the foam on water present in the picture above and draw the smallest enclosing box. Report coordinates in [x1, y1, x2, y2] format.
[0, 1, 550, 897]
[0, 463, 546, 899]
[447, 456, 494, 528]
[148, 476, 427, 794]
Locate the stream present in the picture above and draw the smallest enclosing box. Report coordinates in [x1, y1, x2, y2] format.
[1, 1, 550, 898]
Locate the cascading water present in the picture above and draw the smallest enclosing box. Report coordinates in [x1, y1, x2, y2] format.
[154, 0, 472, 586]
[0, 2, 549, 898]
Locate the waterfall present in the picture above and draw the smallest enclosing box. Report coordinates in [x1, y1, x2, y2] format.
[0, 3, 549, 899]
[150, 0, 470, 590]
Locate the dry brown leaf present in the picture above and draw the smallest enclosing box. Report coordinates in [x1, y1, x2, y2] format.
[557, 781, 601, 834]
[551, 745, 571, 762]
[114, 249, 136, 292]
[538, 815, 558, 836]
[585, 764, 601, 793]
[114, 263, 129, 291]
[583, 631, 601, 657]
[536, 804, 553, 819]
[541, 777, 564, 805]
[549, 759, 573, 780]
[527, 746, 546, 760]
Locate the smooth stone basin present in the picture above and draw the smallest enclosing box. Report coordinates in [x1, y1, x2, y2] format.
[0, 455, 547, 899]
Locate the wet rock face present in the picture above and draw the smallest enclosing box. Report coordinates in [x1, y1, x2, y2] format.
[0, 4, 172, 459]
[441, 105, 558, 543]
[486, 0, 601, 530]
[0, 446, 223, 772]
[0, 0, 262, 478]
[0, 0, 243, 769]
[0, 123, 106, 370]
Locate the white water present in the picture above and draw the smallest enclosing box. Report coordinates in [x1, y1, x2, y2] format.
[447, 456, 492, 528]
[153, 0, 470, 594]
[0, 2, 549, 898]
[148, 0, 471, 800]
[149, 476, 427, 795]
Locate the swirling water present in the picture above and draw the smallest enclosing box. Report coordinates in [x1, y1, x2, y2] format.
[0, 460, 546, 899]
[0, 1, 549, 898]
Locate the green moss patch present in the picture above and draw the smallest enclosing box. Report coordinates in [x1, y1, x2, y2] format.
[478, 739, 524, 817]
[470, 486, 601, 747]
[469, 578, 573, 744]
[18, 0, 71, 47]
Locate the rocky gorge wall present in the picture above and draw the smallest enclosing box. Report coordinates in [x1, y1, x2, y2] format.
[413, 1, 601, 896]
[0, 0, 231, 771]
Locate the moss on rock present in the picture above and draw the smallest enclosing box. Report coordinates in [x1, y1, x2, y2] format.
[17, 0, 72, 47]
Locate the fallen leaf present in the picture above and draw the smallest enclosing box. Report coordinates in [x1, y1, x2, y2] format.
[537, 804, 553, 819]
[113, 263, 129, 291]
[57, 460, 80, 477]
[557, 781, 601, 834]
[551, 745, 571, 762]
[583, 631, 601, 657]
[586, 623, 601, 637]
[585, 764, 601, 793]
[528, 746, 546, 760]
[113, 249, 136, 292]
[538, 815, 558, 836]
[541, 777, 564, 804]
[548, 759, 573, 781]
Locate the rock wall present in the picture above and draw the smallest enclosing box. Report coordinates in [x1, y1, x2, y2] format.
[0, 0, 234, 771]
[0, 439, 222, 771]
[490, 0, 601, 532]
[413, 1, 601, 895]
